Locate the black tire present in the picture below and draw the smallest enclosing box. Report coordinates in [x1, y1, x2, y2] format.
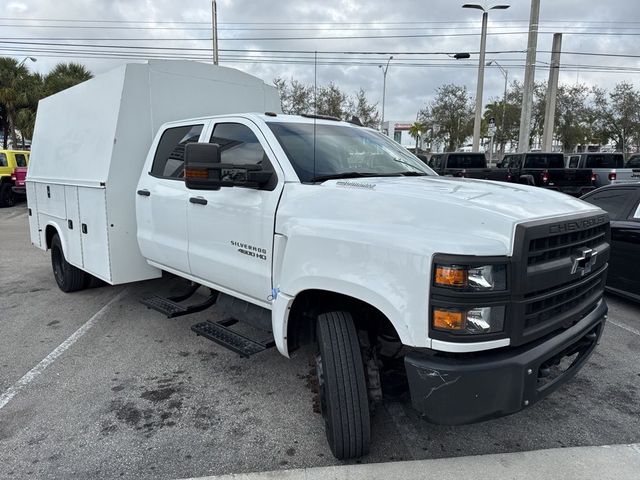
[0, 182, 15, 208]
[51, 233, 87, 292]
[316, 311, 370, 459]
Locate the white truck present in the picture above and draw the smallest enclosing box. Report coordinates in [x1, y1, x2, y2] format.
[27, 61, 610, 459]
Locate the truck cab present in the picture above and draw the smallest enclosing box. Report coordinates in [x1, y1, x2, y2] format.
[503, 152, 595, 196]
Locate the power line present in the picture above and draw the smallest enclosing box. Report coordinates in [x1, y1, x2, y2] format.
[3, 16, 640, 26]
[3, 38, 639, 61]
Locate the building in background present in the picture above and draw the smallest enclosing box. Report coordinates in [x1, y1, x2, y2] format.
[382, 120, 418, 150]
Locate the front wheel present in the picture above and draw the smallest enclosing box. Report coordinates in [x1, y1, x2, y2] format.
[316, 311, 370, 459]
[51, 233, 87, 292]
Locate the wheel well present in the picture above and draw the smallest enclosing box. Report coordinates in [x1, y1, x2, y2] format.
[286, 289, 400, 353]
[45, 225, 59, 250]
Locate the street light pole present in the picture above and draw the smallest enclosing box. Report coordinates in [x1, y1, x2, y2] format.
[17, 56, 37, 68]
[487, 60, 508, 151]
[518, 0, 541, 152]
[463, 3, 511, 153]
[379, 56, 393, 132]
[211, 0, 219, 65]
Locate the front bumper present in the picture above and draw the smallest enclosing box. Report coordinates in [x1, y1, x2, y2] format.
[405, 298, 607, 425]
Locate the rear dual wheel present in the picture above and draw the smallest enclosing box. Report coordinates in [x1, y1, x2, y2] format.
[51, 233, 88, 292]
[315, 311, 371, 459]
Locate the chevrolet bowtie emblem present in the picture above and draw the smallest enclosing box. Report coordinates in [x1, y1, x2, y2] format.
[571, 247, 597, 276]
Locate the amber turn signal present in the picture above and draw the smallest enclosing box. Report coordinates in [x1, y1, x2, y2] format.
[435, 265, 468, 288]
[432, 309, 465, 331]
[185, 168, 209, 179]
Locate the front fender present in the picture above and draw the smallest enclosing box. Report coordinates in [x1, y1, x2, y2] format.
[273, 232, 432, 352]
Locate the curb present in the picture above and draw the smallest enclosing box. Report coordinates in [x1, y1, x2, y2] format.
[181, 443, 640, 480]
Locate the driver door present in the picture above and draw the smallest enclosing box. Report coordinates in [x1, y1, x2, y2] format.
[186, 118, 283, 306]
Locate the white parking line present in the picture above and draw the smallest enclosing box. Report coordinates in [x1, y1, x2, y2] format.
[608, 319, 640, 337]
[0, 289, 127, 411]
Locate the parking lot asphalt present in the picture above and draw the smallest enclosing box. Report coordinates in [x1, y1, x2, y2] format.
[1, 202, 639, 480]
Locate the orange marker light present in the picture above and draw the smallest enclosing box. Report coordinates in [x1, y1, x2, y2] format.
[435, 265, 468, 288]
[185, 168, 209, 179]
[433, 309, 465, 331]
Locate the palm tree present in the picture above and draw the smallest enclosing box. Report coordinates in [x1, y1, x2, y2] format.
[408, 121, 424, 152]
[0, 57, 29, 148]
[43, 62, 93, 97]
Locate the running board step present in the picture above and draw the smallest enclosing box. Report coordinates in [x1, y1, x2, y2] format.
[191, 320, 274, 358]
[141, 286, 218, 318]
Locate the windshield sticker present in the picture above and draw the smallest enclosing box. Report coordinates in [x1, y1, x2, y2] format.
[335, 180, 376, 189]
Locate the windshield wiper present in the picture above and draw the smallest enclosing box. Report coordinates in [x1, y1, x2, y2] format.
[311, 172, 402, 182]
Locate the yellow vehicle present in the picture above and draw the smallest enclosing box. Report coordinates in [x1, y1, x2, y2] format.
[0, 149, 30, 207]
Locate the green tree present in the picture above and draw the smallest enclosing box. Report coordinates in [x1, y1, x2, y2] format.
[593, 82, 640, 154]
[554, 83, 592, 152]
[419, 84, 473, 152]
[316, 82, 348, 118]
[347, 88, 380, 128]
[274, 77, 313, 115]
[0, 57, 30, 148]
[273, 78, 380, 125]
[42, 62, 92, 98]
[408, 122, 424, 151]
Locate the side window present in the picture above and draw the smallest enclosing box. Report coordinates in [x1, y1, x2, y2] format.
[582, 189, 635, 220]
[210, 122, 276, 189]
[632, 201, 640, 220]
[210, 122, 271, 167]
[150, 124, 203, 178]
[14, 154, 27, 167]
[0, 153, 7, 167]
[506, 155, 520, 169]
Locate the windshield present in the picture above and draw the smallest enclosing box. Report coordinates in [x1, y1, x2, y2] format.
[584, 154, 624, 168]
[524, 154, 565, 169]
[447, 154, 486, 169]
[267, 122, 434, 182]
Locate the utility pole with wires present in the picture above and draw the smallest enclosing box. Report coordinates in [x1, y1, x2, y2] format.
[517, 0, 541, 153]
[542, 33, 562, 153]
[211, 0, 219, 65]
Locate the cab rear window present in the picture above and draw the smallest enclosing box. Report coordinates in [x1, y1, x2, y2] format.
[446, 154, 486, 169]
[584, 154, 624, 168]
[524, 154, 564, 169]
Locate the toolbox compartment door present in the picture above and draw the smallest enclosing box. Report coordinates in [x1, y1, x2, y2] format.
[78, 187, 111, 282]
[64, 185, 83, 267]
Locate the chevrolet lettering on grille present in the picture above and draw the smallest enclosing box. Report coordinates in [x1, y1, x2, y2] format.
[571, 247, 598, 276]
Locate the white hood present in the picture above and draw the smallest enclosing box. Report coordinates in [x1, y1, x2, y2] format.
[277, 175, 602, 257]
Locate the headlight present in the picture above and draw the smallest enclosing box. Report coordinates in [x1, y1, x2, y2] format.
[432, 306, 505, 334]
[434, 263, 506, 291]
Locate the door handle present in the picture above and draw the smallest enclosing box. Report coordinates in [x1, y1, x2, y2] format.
[189, 197, 208, 205]
[137, 189, 151, 197]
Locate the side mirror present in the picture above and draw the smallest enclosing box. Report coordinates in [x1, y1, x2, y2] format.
[184, 143, 274, 190]
[185, 143, 223, 190]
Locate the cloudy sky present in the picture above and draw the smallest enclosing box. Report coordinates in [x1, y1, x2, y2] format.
[2, 0, 640, 121]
